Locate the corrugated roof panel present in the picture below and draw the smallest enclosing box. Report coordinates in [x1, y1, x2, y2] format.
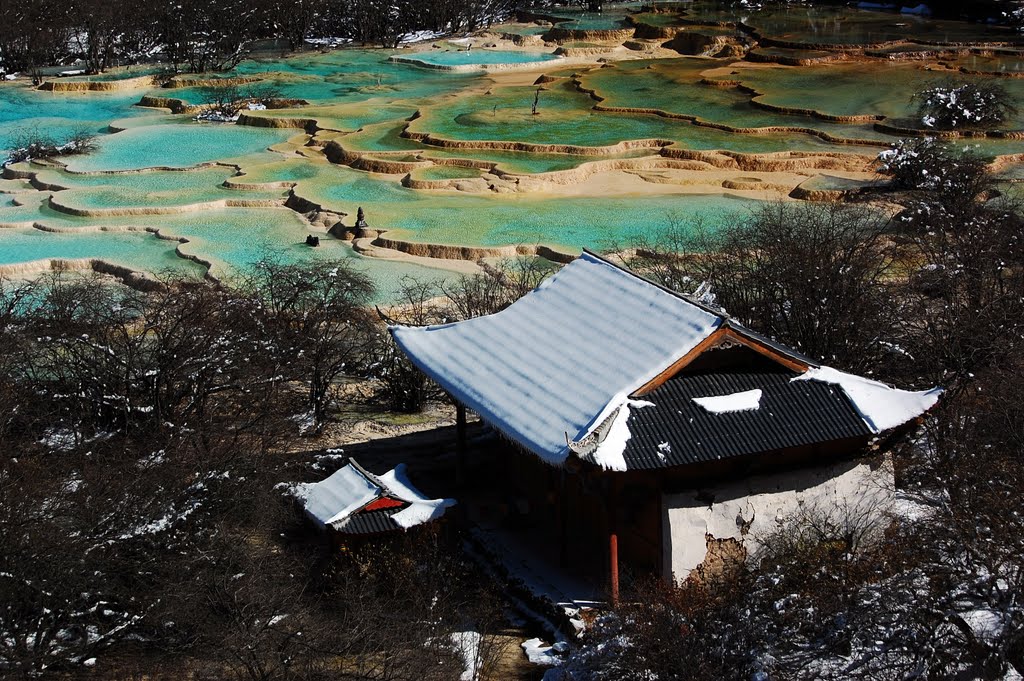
[392, 252, 724, 466]
[616, 372, 872, 470]
[335, 508, 402, 535]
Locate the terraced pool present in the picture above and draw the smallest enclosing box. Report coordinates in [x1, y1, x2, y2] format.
[1, 2, 1023, 299]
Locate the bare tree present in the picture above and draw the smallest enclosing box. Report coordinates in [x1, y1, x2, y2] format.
[242, 258, 375, 434]
[624, 202, 903, 374]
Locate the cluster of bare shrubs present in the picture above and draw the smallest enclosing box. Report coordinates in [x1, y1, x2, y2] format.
[0, 259, 517, 679]
[3, 127, 97, 166]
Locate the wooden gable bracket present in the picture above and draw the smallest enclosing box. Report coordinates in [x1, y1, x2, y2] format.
[632, 326, 811, 396]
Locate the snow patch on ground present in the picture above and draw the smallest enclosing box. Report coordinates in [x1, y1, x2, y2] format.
[449, 630, 483, 681]
[960, 609, 1005, 640]
[522, 637, 562, 666]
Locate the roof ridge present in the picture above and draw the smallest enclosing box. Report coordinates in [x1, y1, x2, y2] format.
[578, 251, 817, 368]
[580, 248, 728, 321]
[345, 458, 389, 498]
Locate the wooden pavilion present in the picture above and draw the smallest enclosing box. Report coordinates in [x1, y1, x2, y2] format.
[391, 251, 940, 599]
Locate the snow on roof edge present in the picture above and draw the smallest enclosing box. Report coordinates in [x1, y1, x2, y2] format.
[587, 398, 655, 471]
[793, 366, 942, 433]
[692, 388, 764, 414]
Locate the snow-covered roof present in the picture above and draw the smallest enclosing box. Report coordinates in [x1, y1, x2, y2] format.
[391, 252, 724, 465]
[392, 252, 941, 470]
[294, 461, 454, 533]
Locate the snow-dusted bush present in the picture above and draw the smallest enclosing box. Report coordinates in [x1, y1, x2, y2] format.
[878, 137, 989, 193]
[3, 128, 96, 166]
[913, 81, 1015, 130]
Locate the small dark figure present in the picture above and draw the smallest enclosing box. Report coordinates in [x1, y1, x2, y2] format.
[305, 234, 320, 247]
[32, 76, 41, 87]
[532, 88, 541, 116]
[356, 206, 368, 229]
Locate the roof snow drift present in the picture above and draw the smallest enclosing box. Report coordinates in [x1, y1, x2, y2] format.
[294, 460, 454, 534]
[391, 252, 723, 465]
[793, 366, 942, 433]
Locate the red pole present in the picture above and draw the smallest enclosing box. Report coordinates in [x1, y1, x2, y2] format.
[609, 531, 619, 607]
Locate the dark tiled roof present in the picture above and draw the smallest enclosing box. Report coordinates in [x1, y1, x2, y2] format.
[334, 507, 404, 535]
[615, 371, 872, 470]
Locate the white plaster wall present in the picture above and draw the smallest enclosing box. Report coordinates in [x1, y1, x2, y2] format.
[661, 456, 894, 581]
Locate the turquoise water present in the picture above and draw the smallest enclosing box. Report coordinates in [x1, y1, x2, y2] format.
[394, 50, 562, 67]
[0, 85, 154, 153]
[63, 124, 295, 172]
[2, 32, 1022, 294]
[231, 50, 477, 105]
[0, 225, 202, 275]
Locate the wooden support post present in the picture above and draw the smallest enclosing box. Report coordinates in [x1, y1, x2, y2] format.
[609, 531, 620, 607]
[608, 476, 621, 607]
[455, 402, 467, 490]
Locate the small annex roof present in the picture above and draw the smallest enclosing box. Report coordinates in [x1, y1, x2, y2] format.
[391, 251, 724, 466]
[294, 460, 455, 534]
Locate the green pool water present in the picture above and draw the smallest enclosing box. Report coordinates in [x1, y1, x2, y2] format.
[420, 147, 657, 174]
[579, 59, 895, 143]
[335, 119, 665, 173]
[394, 50, 562, 67]
[410, 165, 481, 180]
[335, 120, 426, 153]
[63, 124, 295, 172]
[631, 12, 684, 28]
[746, 6, 1023, 47]
[33, 165, 239, 191]
[409, 79, 886, 151]
[290, 162, 763, 251]
[730, 61, 1024, 135]
[956, 53, 1024, 75]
